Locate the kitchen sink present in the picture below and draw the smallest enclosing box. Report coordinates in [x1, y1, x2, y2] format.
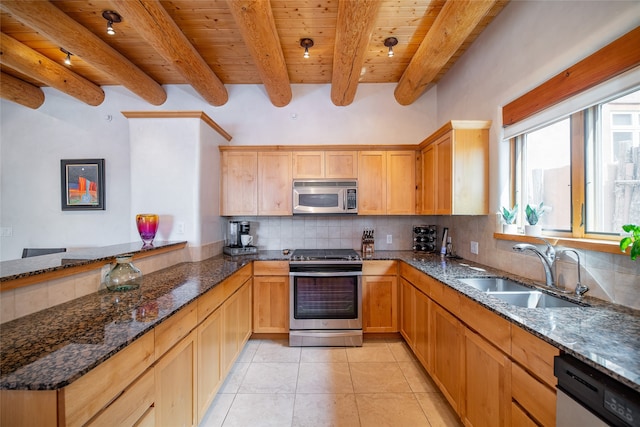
[458, 277, 532, 293]
[458, 277, 586, 308]
[489, 291, 584, 308]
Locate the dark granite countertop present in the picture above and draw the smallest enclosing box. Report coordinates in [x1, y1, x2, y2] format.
[1, 249, 638, 394]
[0, 241, 188, 283]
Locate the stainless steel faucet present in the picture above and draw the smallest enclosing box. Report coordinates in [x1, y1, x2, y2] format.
[560, 249, 589, 297]
[512, 240, 557, 288]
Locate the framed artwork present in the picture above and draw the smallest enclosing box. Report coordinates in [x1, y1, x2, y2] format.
[60, 159, 105, 210]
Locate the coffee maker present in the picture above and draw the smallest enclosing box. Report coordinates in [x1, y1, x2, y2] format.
[223, 220, 257, 255]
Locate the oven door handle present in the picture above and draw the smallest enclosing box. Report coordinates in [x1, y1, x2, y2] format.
[289, 271, 362, 277]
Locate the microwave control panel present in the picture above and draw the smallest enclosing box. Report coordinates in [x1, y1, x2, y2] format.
[346, 189, 357, 209]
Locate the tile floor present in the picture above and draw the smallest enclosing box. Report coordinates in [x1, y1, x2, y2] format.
[199, 336, 463, 427]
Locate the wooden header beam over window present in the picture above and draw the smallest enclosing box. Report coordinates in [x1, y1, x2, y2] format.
[502, 26, 640, 127]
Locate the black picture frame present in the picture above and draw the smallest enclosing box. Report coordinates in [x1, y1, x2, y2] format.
[60, 158, 105, 210]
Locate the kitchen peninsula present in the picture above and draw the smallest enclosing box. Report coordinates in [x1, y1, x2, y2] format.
[1, 250, 638, 426]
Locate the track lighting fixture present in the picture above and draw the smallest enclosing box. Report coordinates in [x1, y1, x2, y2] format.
[102, 10, 122, 36]
[300, 38, 314, 59]
[60, 48, 72, 65]
[384, 37, 398, 58]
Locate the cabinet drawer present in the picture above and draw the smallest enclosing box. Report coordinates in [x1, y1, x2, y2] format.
[511, 401, 538, 427]
[363, 260, 397, 275]
[155, 301, 197, 359]
[399, 263, 431, 296]
[511, 362, 556, 427]
[429, 280, 460, 317]
[511, 326, 559, 388]
[60, 332, 155, 427]
[198, 284, 224, 323]
[222, 264, 252, 298]
[253, 261, 289, 276]
[87, 368, 154, 427]
[459, 295, 510, 354]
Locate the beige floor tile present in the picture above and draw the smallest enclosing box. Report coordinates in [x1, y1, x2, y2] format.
[356, 393, 430, 427]
[398, 360, 439, 393]
[346, 342, 396, 363]
[297, 362, 353, 394]
[388, 340, 416, 362]
[236, 339, 261, 363]
[349, 362, 412, 393]
[199, 393, 235, 427]
[239, 362, 299, 394]
[300, 347, 348, 363]
[415, 392, 463, 427]
[222, 393, 295, 426]
[253, 339, 301, 363]
[218, 362, 250, 394]
[292, 393, 360, 427]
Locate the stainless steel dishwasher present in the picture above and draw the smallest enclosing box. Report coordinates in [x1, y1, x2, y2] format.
[554, 354, 639, 427]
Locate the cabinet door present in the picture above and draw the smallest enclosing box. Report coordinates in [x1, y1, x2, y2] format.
[421, 144, 436, 215]
[358, 151, 386, 214]
[399, 278, 415, 345]
[238, 279, 253, 346]
[431, 303, 464, 415]
[435, 133, 452, 214]
[197, 308, 222, 424]
[414, 289, 430, 371]
[222, 289, 240, 375]
[258, 152, 292, 215]
[292, 151, 324, 178]
[325, 151, 357, 178]
[155, 330, 197, 427]
[253, 276, 289, 333]
[362, 275, 398, 332]
[463, 329, 511, 427]
[386, 151, 416, 214]
[221, 151, 258, 215]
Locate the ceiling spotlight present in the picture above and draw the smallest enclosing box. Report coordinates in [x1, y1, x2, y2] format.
[300, 38, 314, 59]
[102, 10, 122, 36]
[384, 37, 398, 58]
[60, 48, 73, 66]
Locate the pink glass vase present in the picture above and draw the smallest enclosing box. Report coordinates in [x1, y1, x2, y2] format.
[136, 214, 159, 246]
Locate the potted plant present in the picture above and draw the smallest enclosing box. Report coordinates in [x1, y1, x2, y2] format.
[525, 202, 545, 236]
[620, 224, 640, 261]
[501, 204, 518, 234]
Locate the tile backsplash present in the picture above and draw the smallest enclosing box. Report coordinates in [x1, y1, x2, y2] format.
[226, 216, 432, 252]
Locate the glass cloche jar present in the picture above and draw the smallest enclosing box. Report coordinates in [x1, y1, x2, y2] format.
[104, 255, 143, 291]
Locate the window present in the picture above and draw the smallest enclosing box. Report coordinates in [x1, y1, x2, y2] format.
[513, 87, 640, 239]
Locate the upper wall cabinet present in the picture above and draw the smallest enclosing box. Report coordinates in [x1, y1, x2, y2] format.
[221, 151, 258, 215]
[358, 151, 415, 215]
[418, 121, 491, 215]
[258, 152, 293, 215]
[292, 151, 357, 179]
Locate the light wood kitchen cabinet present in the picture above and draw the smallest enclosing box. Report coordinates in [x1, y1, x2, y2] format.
[400, 278, 415, 345]
[362, 261, 398, 333]
[418, 120, 491, 215]
[197, 308, 223, 423]
[463, 329, 511, 427]
[431, 302, 465, 414]
[358, 151, 415, 215]
[399, 277, 431, 369]
[220, 151, 258, 215]
[258, 152, 292, 215]
[155, 329, 197, 427]
[510, 402, 538, 427]
[253, 260, 290, 333]
[292, 151, 358, 179]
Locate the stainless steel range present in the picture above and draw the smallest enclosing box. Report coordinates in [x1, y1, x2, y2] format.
[289, 249, 363, 347]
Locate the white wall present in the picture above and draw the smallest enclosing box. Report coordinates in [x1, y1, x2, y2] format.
[433, 0, 640, 308]
[0, 84, 437, 261]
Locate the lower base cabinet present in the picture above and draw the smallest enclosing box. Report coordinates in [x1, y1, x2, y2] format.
[431, 302, 464, 414]
[197, 308, 223, 423]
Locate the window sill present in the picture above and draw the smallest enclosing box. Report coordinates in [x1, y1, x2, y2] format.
[493, 233, 625, 256]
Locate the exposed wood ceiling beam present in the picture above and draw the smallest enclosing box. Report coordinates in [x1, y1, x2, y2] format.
[331, 0, 382, 106]
[227, 0, 292, 107]
[0, 33, 104, 106]
[111, 0, 228, 107]
[394, 0, 498, 106]
[0, 71, 45, 109]
[0, 0, 166, 106]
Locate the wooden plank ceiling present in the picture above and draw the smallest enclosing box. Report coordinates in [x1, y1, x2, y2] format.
[0, 0, 508, 109]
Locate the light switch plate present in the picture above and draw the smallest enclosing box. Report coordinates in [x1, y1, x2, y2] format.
[386, 234, 392, 244]
[470, 241, 479, 254]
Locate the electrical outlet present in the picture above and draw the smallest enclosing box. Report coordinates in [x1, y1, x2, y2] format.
[386, 234, 392, 244]
[177, 222, 185, 235]
[470, 241, 479, 255]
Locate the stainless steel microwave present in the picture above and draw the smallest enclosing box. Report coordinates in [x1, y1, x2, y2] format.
[293, 180, 358, 214]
